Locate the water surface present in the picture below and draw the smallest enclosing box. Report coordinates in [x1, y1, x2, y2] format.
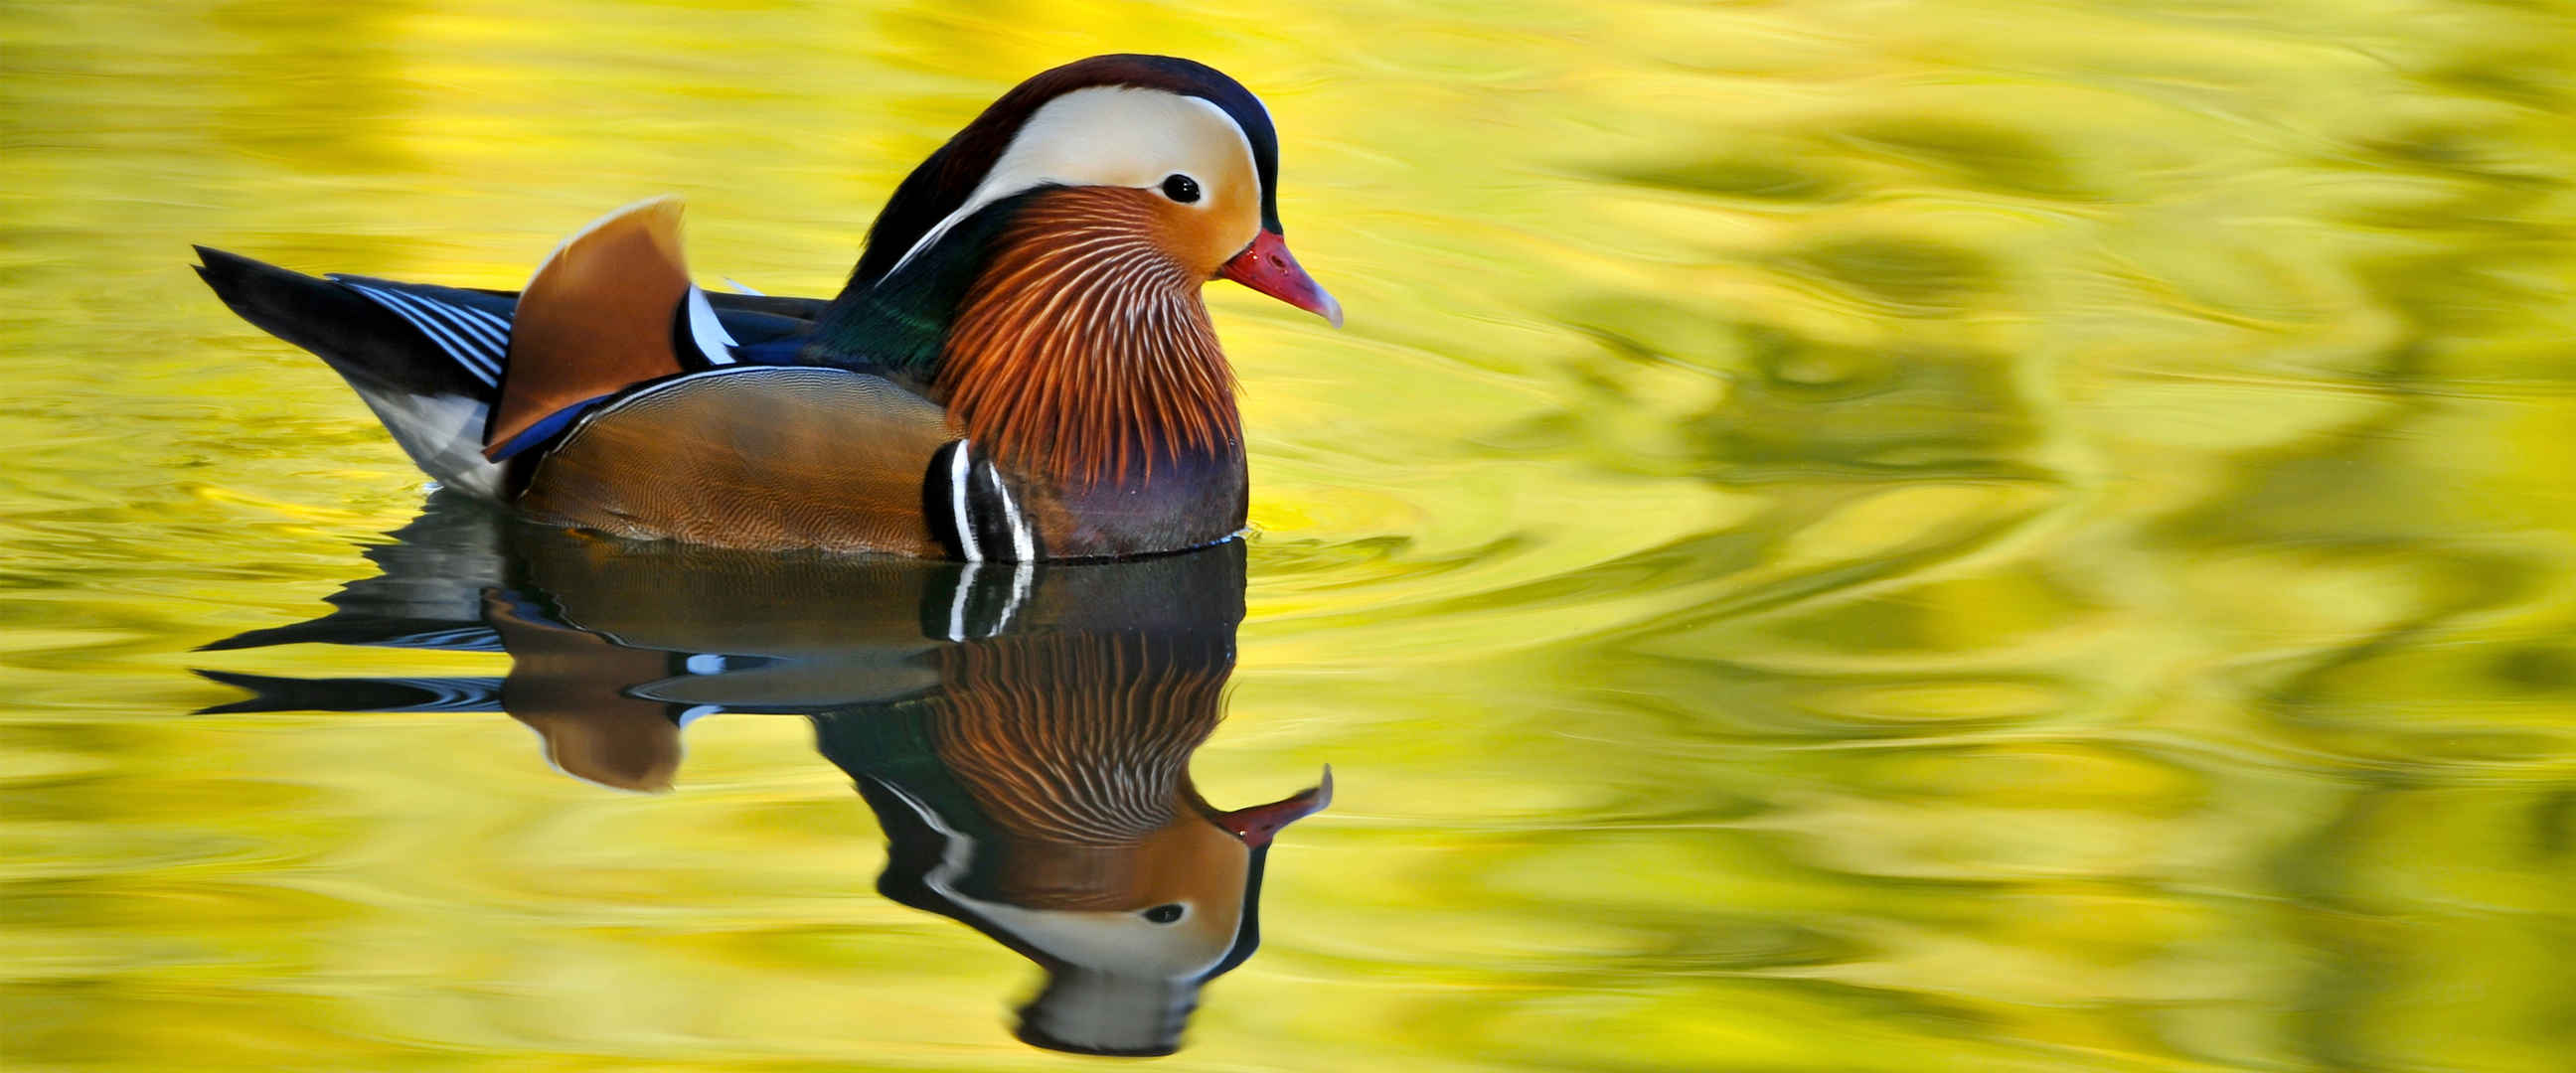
[5, 1, 2575, 1070]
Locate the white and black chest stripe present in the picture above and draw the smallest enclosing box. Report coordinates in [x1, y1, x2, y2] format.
[927, 558, 1035, 642]
[923, 440, 1040, 563]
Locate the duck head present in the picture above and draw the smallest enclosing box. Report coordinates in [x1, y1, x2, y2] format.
[815, 55, 1341, 485]
[1004, 772, 1333, 1058]
[850, 54, 1339, 323]
[858, 758, 1333, 1058]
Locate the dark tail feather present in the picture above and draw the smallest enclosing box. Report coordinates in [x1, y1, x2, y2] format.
[195, 245, 511, 494]
[193, 668, 504, 714]
[194, 246, 492, 401]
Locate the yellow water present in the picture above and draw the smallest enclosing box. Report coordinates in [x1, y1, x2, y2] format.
[6, 0, 2576, 1069]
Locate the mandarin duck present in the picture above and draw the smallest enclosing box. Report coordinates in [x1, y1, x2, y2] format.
[199, 496, 1329, 1056]
[193, 55, 1339, 560]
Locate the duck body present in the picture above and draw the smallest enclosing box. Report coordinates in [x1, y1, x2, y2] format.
[193, 55, 1335, 561]
[517, 364, 1247, 560]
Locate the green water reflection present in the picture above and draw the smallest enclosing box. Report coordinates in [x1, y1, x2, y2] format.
[5, 1, 2575, 1070]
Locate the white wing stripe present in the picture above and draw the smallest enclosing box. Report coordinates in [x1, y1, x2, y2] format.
[377, 286, 506, 352]
[372, 288, 505, 374]
[347, 284, 501, 384]
[450, 301, 514, 341]
[385, 676, 502, 711]
[376, 626, 505, 653]
[394, 302, 497, 383]
[346, 285, 472, 371]
[418, 293, 508, 351]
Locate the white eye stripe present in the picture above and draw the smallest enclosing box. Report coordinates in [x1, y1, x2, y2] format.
[881, 87, 1262, 283]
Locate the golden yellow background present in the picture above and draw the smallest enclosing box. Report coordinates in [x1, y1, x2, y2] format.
[4, 0, 2573, 1069]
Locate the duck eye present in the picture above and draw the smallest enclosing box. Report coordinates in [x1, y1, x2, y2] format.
[1142, 903, 1186, 924]
[1159, 174, 1202, 204]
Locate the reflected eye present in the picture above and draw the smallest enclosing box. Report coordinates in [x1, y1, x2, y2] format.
[1141, 903, 1186, 924]
[1159, 174, 1202, 204]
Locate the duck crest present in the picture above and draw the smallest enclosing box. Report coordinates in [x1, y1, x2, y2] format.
[935, 188, 1241, 487]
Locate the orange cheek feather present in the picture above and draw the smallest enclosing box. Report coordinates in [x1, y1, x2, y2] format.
[1144, 192, 1255, 280]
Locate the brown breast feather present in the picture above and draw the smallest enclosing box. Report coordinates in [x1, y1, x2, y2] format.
[927, 632, 1228, 847]
[935, 187, 1240, 488]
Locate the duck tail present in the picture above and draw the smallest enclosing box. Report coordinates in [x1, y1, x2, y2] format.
[191, 668, 503, 715]
[192, 245, 515, 497]
[197, 613, 501, 655]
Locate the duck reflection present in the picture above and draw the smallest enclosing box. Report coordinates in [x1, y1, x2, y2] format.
[199, 492, 1327, 1057]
